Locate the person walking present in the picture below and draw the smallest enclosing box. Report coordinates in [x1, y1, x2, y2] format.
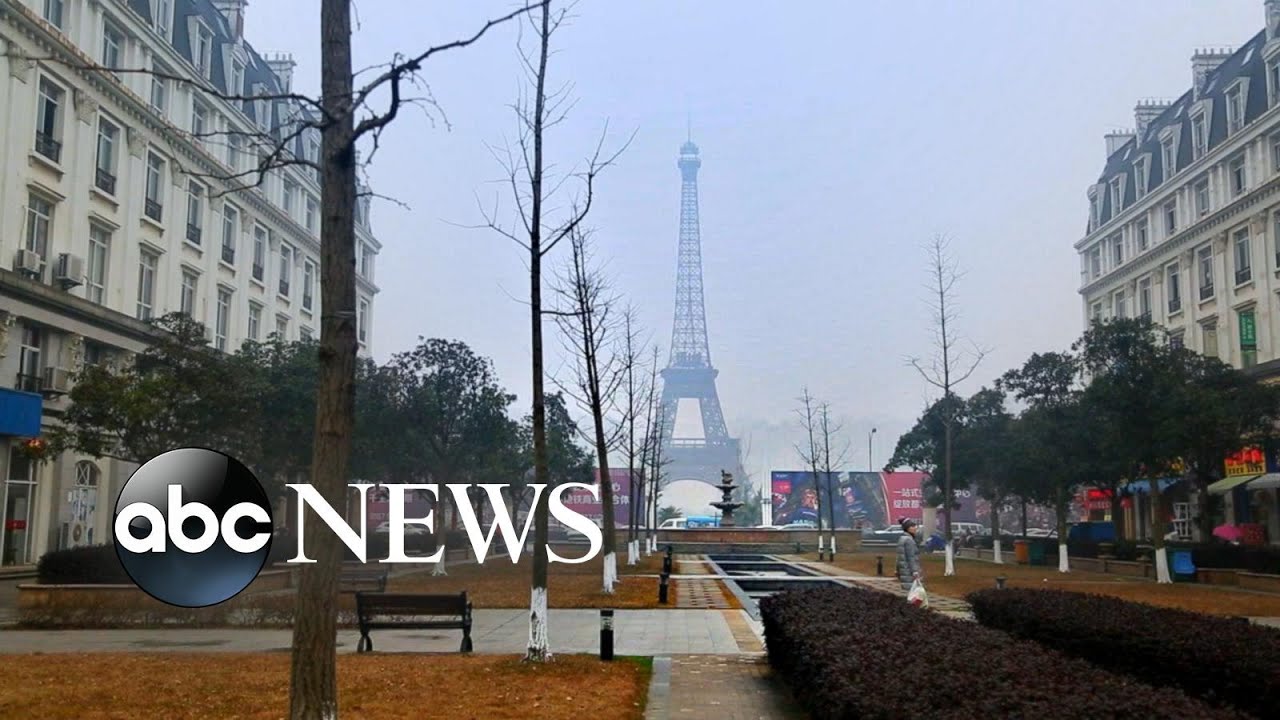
[896, 518, 922, 591]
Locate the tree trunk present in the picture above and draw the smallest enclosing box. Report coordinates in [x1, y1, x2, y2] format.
[1110, 491, 1126, 541]
[1055, 490, 1070, 574]
[990, 497, 1003, 564]
[1020, 497, 1028, 538]
[943, 418, 955, 576]
[289, 1, 356, 716]
[1150, 478, 1171, 583]
[590, 400, 616, 593]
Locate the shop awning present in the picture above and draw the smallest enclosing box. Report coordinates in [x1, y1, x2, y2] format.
[1208, 475, 1258, 494]
[1121, 478, 1181, 494]
[1246, 473, 1280, 490]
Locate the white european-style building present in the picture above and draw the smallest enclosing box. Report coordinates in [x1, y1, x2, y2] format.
[0, 0, 381, 566]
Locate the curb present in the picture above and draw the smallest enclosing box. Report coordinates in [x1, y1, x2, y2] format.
[643, 656, 672, 719]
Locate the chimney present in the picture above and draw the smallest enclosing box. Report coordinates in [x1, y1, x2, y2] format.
[1268, 0, 1280, 41]
[265, 53, 295, 93]
[1192, 47, 1233, 98]
[212, 0, 247, 41]
[1105, 130, 1136, 158]
[1134, 99, 1172, 140]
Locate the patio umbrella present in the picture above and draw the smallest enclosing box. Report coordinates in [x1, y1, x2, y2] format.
[1212, 525, 1244, 542]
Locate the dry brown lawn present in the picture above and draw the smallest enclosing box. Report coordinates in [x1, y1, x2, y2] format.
[388, 546, 671, 609]
[817, 552, 1280, 616]
[0, 653, 650, 720]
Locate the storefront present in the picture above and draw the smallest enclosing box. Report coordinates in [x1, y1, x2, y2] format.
[1119, 478, 1188, 541]
[0, 387, 43, 566]
[1208, 445, 1277, 545]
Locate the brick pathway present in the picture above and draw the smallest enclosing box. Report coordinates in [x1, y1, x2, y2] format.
[674, 557, 732, 609]
[645, 655, 806, 720]
[791, 559, 974, 616]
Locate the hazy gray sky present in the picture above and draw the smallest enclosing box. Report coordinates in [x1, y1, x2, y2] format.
[247, 1, 1259, 511]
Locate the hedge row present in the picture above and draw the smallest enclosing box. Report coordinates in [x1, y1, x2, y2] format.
[37, 544, 130, 585]
[759, 585, 1250, 720]
[967, 588, 1280, 718]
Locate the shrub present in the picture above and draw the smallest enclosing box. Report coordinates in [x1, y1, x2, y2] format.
[759, 585, 1248, 720]
[37, 545, 131, 585]
[967, 588, 1280, 718]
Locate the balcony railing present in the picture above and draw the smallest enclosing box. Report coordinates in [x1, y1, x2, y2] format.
[252, 263, 264, 282]
[1236, 268, 1252, 285]
[303, 293, 313, 310]
[144, 198, 163, 222]
[94, 168, 116, 195]
[1199, 284, 1215, 301]
[16, 373, 42, 393]
[221, 244, 236, 265]
[186, 223, 202, 245]
[1168, 298, 1182, 314]
[279, 280, 290, 297]
[34, 132, 61, 163]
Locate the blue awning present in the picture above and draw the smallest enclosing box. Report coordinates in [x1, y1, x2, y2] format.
[1121, 478, 1182, 495]
[0, 387, 42, 437]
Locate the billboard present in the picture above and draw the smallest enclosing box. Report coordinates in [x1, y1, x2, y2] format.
[771, 471, 927, 529]
[559, 468, 642, 528]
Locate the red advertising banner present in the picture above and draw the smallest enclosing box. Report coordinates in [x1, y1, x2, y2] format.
[559, 469, 639, 527]
[882, 472, 927, 522]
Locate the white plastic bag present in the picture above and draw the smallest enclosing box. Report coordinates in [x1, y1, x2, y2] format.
[907, 578, 929, 608]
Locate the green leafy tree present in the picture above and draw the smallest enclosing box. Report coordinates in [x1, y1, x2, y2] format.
[658, 505, 682, 524]
[235, 337, 320, 500]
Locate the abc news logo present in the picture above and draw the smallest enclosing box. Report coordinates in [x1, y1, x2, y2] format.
[114, 447, 603, 608]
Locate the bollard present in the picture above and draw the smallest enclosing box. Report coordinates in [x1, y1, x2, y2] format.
[600, 609, 615, 661]
[996, 575, 1007, 590]
[876, 555, 883, 576]
[661, 554, 672, 575]
[658, 571, 670, 604]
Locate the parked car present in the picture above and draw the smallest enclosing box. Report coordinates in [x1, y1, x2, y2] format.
[863, 525, 905, 542]
[373, 521, 431, 536]
[777, 521, 817, 530]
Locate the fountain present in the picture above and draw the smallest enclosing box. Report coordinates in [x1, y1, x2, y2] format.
[710, 470, 744, 527]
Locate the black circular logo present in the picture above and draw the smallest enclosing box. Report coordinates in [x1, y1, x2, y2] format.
[113, 447, 274, 608]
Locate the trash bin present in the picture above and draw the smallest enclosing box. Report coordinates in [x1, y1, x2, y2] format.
[1028, 541, 1046, 566]
[1014, 539, 1029, 564]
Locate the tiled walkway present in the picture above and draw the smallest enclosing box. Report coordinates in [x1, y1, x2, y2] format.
[644, 655, 805, 720]
[790, 558, 975, 617]
[674, 557, 733, 609]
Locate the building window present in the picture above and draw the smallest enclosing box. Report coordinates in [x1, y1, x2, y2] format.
[137, 250, 157, 320]
[1167, 263, 1183, 314]
[300, 327, 312, 342]
[192, 102, 208, 145]
[1271, 61, 1280, 107]
[83, 343, 104, 368]
[279, 244, 293, 297]
[1112, 290, 1128, 319]
[102, 22, 123, 74]
[215, 288, 231, 352]
[1089, 197, 1099, 231]
[1170, 332, 1185, 350]
[1240, 309, 1258, 368]
[1136, 218, 1149, 252]
[94, 117, 119, 195]
[1229, 155, 1247, 196]
[150, 68, 168, 115]
[1161, 136, 1176, 180]
[1275, 212, 1280, 268]
[227, 133, 243, 172]
[1090, 301, 1103, 323]
[221, 205, 238, 265]
[275, 315, 289, 341]
[186, 181, 204, 245]
[42, 0, 64, 29]
[35, 77, 65, 163]
[154, 0, 172, 39]
[305, 196, 318, 234]
[180, 270, 198, 317]
[1138, 277, 1152, 320]
[1164, 200, 1178, 237]
[1111, 234, 1124, 267]
[358, 299, 369, 344]
[252, 226, 267, 282]
[25, 193, 53, 260]
[1226, 85, 1245, 134]
[1198, 245, 1215, 301]
[283, 180, 297, 216]
[87, 225, 109, 305]
[1134, 158, 1148, 199]
[1234, 228, 1252, 285]
[1203, 322, 1219, 358]
[360, 244, 373, 280]
[1109, 177, 1123, 214]
[195, 25, 213, 79]
[1192, 113, 1207, 159]
[17, 326, 42, 393]
[302, 260, 315, 311]
[145, 153, 165, 222]
[247, 302, 262, 341]
[1088, 247, 1101, 280]
[231, 61, 245, 97]
[1194, 178, 1210, 217]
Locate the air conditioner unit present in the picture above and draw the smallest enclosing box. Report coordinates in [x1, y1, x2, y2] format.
[43, 366, 72, 394]
[54, 253, 84, 288]
[204, 324, 215, 343]
[13, 248, 42, 277]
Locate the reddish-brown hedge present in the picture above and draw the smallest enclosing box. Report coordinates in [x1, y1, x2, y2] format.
[759, 585, 1250, 719]
[967, 588, 1280, 718]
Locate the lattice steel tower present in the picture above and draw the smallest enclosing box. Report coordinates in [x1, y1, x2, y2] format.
[658, 139, 745, 488]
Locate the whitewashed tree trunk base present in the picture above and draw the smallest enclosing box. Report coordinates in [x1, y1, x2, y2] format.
[526, 586, 551, 662]
[993, 539, 1003, 564]
[1058, 543, 1070, 573]
[1155, 547, 1172, 584]
[603, 552, 617, 594]
[944, 543, 956, 576]
[432, 555, 448, 576]
[830, 535, 837, 555]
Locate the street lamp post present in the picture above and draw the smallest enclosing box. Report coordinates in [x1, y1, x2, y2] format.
[868, 427, 877, 472]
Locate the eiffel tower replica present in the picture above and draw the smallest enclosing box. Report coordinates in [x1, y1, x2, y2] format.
[658, 137, 745, 489]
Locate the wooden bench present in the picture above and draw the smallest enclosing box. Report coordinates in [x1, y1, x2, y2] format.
[339, 565, 389, 594]
[354, 592, 473, 653]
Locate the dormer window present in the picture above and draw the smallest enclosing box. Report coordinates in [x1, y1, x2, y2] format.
[1161, 135, 1177, 180]
[1226, 84, 1245, 134]
[154, 0, 172, 40]
[1270, 60, 1280, 107]
[1192, 113, 1207, 159]
[42, 0, 64, 30]
[1089, 196, 1099, 231]
[1109, 177, 1123, 214]
[1134, 157, 1148, 199]
[195, 25, 214, 79]
[231, 61, 245, 99]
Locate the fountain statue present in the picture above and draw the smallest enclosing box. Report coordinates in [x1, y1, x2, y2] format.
[710, 470, 744, 527]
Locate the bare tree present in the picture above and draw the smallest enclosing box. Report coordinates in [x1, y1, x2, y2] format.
[817, 403, 851, 557]
[617, 308, 650, 565]
[638, 345, 663, 554]
[794, 387, 826, 558]
[908, 234, 987, 577]
[645, 351, 673, 553]
[480, 0, 626, 660]
[552, 227, 626, 592]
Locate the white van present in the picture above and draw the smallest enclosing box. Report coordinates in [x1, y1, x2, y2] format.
[658, 517, 687, 530]
[951, 522, 984, 537]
